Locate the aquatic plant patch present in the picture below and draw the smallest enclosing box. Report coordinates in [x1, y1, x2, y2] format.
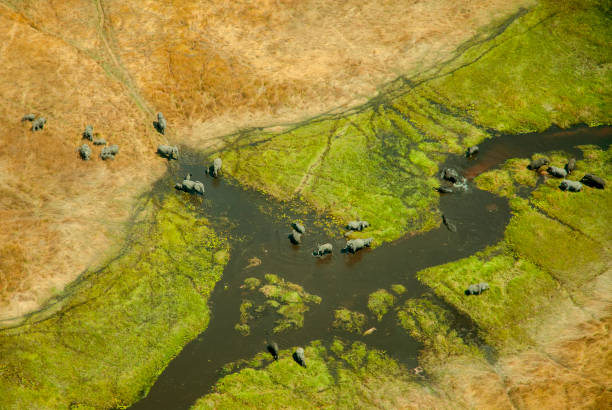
[0, 196, 229, 408]
[332, 308, 367, 334]
[236, 274, 322, 335]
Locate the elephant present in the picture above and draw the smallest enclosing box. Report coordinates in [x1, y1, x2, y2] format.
[465, 145, 479, 157]
[289, 230, 302, 245]
[83, 125, 93, 141]
[346, 220, 370, 231]
[100, 144, 119, 160]
[175, 177, 205, 195]
[527, 158, 549, 170]
[93, 138, 107, 146]
[465, 282, 489, 295]
[78, 144, 91, 160]
[442, 214, 456, 232]
[210, 157, 223, 177]
[157, 145, 179, 160]
[21, 113, 35, 122]
[435, 186, 453, 194]
[154, 112, 166, 135]
[313, 243, 333, 257]
[580, 174, 605, 189]
[547, 166, 567, 178]
[292, 222, 305, 234]
[559, 180, 582, 192]
[267, 342, 279, 361]
[344, 237, 373, 253]
[441, 168, 464, 184]
[293, 347, 306, 367]
[31, 117, 46, 131]
[565, 158, 576, 175]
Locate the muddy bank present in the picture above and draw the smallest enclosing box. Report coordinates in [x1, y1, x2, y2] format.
[132, 126, 610, 409]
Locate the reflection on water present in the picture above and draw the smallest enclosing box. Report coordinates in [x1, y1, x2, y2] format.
[132, 125, 611, 410]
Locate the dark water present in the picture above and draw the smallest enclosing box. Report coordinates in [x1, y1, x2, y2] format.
[132, 125, 611, 410]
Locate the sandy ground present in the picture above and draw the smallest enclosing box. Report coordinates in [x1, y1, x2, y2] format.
[0, 0, 533, 321]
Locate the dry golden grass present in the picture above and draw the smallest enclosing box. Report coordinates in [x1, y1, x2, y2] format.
[0, 4, 166, 320]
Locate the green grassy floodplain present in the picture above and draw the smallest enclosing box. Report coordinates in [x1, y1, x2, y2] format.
[215, 0, 611, 246]
[0, 195, 229, 408]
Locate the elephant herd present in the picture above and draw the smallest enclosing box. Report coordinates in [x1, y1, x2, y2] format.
[527, 157, 606, 191]
[287, 219, 374, 257]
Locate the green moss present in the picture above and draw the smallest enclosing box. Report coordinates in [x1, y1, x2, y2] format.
[367, 289, 395, 321]
[216, 1, 610, 246]
[397, 297, 480, 366]
[236, 275, 321, 334]
[332, 308, 367, 334]
[0, 195, 229, 408]
[391, 284, 406, 295]
[193, 340, 418, 409]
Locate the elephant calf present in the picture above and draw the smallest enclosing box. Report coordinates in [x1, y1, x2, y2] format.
[175, 176, 205, 195]
[31, 117, 46, 131]
[313, 243, 333, 257]
[93, 138, 107, 146]
[267, 342, 279, 361]
[78, 144, 91, 160]
[465, 283, 489, 295]
[100, 145, 119, 160]
[559, 180, 581, 192]
[157, 145, 179, 160]
[528, 158, 549, 170]
[292, 222, 305, 234]
[580, 174, 605, 189]
[344, 238, 373, 253]
[346, 220, 370, 231]
[547, 166, 567, 178]
[154, 112, 166, 135]
[210, 158, 222, 177]
[435, 186, 453, 194]
[83, 125, 93, 141]
[289, 230, 302, 245]
[293, 347, 306, 367]
[465, 146, 479, 157]
[565, 158, 576, 175]
[21, 113, 35, 122]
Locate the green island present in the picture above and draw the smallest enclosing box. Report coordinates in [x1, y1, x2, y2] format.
[0, 195, 229, 408]
[236, 274, 322, 335]
[215, 0, 610, 245]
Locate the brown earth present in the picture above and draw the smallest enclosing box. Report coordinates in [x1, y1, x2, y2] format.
[0, 0, 533, 321]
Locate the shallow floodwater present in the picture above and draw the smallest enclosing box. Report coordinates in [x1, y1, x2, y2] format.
[132, 125, 611, 410]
